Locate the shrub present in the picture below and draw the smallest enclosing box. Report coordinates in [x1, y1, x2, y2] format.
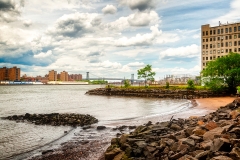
[187, 79, 195, 90]
[165, 82, 170, 89]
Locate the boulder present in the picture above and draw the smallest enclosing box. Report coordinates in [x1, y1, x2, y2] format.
[210, 155, 233, 160]
[97, 126, 106, 130]
[105, 148, 122, 160]
[203, 127, 224, 140]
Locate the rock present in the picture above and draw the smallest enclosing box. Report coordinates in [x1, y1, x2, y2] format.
[170, 123, 182, 131]
[179, 155, 197, 160]
[42, 149, 54, 155]
[97, 126, 106, 130]
[195, 150, 209, 159]
[193, 127, 206, 136]
[210, 155, 233, 160]
[203, 127, 224, 140]
[165, 138, 175, 146]
[205, 121, 218, 130]
[211, 138, 231, 152]
[145, 146, 156, 153]
[135, 141, 147, 148]
[230, 147, 240, 159]
[105, 148, 122, 160]
[181, 138, 195, 147]
[200, 140, 213, 150]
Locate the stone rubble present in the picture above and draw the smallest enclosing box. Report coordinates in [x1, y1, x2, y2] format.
[1, 113, 98, 127]
[104, 98, 240, 160]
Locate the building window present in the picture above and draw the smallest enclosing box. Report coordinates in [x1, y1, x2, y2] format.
[213, 56, 216, 59]
[226, 49, 228, 53]
[203, 45, 205, 49]
[218, 37, 220, 41]
[226, 36, 228, 40]
[217, 43, 220, 48]
[234, 27, 237, 32]
[213, 50, 216, 54]
[203, 39, 205, 42]
[210, 56, 212, 60]
[203, 57, 205, 60]
[206, 51, 208, 54]
[206, 31, 208, 35]
[229, 35, 232, 39]
[210, 44, 212, 48]
[234, 35, 237, 39]
[203, 63, 205, 66]
[238, 41, 240, 45]
[238, 26, 240, 31]
[202, 51, 205, 55]
[213, 44, 216, 48]
[221, 43, 224, 47]
[210, 38, 212, 41]
[229, 42, 232, 46]
[238, 34, 240, 38]
[229, 27, 232, 32]
[218, 50, 220, 54]
[213, 37, 216, 41]
[225, 28, 228, 33]
[234, 48, 237, 52]
[221, 49, 224, 53]
[221, 29, 224, 34]
[206, 44, 208, 49]
[202, 31, 205, 36]
[239, 48, 240, 52]
[210, 30, 212, 35]
[218, 56, 220, 58]
[206, 38, 208, 42]
[210, 50, 212, 54]
[213, 30, 216, 34]
[206, 57, 208, 60]
[226, 42, 228, 47]
[218, 29, 220, 34]
[230, 49, 232, 52]
[234, 41, 237, 46]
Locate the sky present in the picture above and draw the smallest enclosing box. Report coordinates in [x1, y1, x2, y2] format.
[0, 0, 240, 80]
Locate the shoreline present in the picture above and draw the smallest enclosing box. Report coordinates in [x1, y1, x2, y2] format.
[24, 96, 238, 160]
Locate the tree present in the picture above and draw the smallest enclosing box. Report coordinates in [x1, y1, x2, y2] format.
[201, 52, 240, 94]
[187, 79, 195, 90]
[137, 64, 156, 87]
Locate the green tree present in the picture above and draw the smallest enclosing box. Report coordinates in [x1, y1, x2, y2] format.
[186, 79, 195, 90]
[124, 80, 131, 88]
[137, 64, 156, 87]
[201, 52, 240, 93]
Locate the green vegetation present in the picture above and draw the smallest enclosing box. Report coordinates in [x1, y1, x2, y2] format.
[165, 82, 170, 89]
[123, 79, 131, 88]
[90, 80, 108, 84]
[201, 52, 240, 94]
[137, 64, 156, 87]
[186, 79, 195, 90]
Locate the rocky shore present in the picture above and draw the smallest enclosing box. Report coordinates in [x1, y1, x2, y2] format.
[86, 88, 228, 99]
[1, 113, 98, 127]
[105, 98, 240, 160]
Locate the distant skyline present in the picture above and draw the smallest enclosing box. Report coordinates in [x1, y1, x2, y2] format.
[0, 0, 239, 80]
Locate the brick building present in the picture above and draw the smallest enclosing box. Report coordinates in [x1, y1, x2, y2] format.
[201, 22, 240, 70]
[49, 70, 57, 81]
[69, 74, 82, 81]
[60, 71, 68, 81]
[0, 66, 20, 81]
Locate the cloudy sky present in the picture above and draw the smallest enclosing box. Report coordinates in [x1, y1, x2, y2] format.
[0, 0, 239, 80]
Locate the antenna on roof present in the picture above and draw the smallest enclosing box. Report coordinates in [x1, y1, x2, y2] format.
[219, 21, 221, 26]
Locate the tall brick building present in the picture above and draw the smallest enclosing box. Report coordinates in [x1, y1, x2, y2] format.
[60, 71, 68, 81]
[201, 22, 240, 70]
[0, 66, 20, 81]
[49, 70, 57, 81]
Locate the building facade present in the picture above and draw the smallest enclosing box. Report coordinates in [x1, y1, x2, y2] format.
[49, 70, 57, 81]
[0, 66, 20, 81]
[201, 22, 240, 70]
[60, 71, 68, 81]
[69, 74, 82, 81]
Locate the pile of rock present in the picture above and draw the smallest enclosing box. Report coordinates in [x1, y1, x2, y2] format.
[105, 98, 240, 160]
[2, 113, 98, 127]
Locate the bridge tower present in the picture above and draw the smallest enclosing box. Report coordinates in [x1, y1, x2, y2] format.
[86, 72, 89, 80]
[131, 74, 134, 84]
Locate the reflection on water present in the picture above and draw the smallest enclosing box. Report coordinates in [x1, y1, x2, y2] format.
[0, 85, 190, 159]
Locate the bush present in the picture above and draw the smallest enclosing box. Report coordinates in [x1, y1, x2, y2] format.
[165, 82, 170, 89]
[124, 80, 131, 88]
[187, 79, 195, 90]
[204, 78, 226, 92]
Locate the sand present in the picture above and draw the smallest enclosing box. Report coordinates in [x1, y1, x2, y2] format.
[195, 97, 236, 111]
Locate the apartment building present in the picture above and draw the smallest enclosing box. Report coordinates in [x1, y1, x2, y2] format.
[201, 22, 240, 70]
[69, 74, 82, 81]
[0, 66, 20, 81]
[60, 71, 68, 81]
[49, 70, 57, 81]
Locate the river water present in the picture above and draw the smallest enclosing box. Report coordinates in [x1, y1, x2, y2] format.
[0, 85, 209, 160]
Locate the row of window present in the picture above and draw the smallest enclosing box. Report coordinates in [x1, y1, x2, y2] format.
[203, 48, 240, 55]
[203, 34, 240, 42]
[203, 41, 240, 49]
[203, 26, 240, 36]
[202, 56, 224, 66]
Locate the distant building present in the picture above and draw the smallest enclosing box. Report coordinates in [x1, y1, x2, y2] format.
[69, 74, 82, 81]
[201, 22, 240, 70]
[0, 66, 20, 81]
[60, 71, 68, 81]
[49, 70, 57, 81]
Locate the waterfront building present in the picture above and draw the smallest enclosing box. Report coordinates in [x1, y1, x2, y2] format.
[49, 70, 57, 81]
[60, 71, 68, 81]
[0, 66, 20, 81]
[69, 74, 82, 81]
[201, 22, 240, 70]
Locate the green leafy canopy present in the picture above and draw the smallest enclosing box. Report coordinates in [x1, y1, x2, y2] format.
[137, 64, 156, 86]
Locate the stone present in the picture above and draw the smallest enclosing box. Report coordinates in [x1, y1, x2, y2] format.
[105, 148, 122, 160]
[181, 138, 195, 147]
[165, 138, 175, 146]
[193, 127, 206, 136]
[97, 126, 106, 130]
[205, 121, 218, 131]
[203, 127, 224, 140]
[230, 147, 240, 159]
[146, 146, 156, 153]
[200, 140, 213, 150]
[195, 150, 209, 159]
[211, 138, 231, 152]
[210, 155, 233, 160]
[189, 135, 202, 141]
[113, 151, 125, 160]
[135, 141, 147, 148]
[170, 123, 182, 131]
[179, 155, 197, 160]
[119, 134, 128, 146]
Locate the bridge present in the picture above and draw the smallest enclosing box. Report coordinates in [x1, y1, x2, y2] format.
[82, 72, 144, 82]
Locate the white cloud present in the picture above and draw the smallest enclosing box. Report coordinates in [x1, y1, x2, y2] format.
[102, 5, 117, 14]
[159, 44, 200, 59]
[34, 50, 52, 58]
[119, 0, 157, 11]
[128, 11, 159, 26]
[90, 60, 122, 69]
[23, 20, 32, 27]
[153, 65, 201, 75]
[115, 25, 162, 47]
[127, 62, 145, 67]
